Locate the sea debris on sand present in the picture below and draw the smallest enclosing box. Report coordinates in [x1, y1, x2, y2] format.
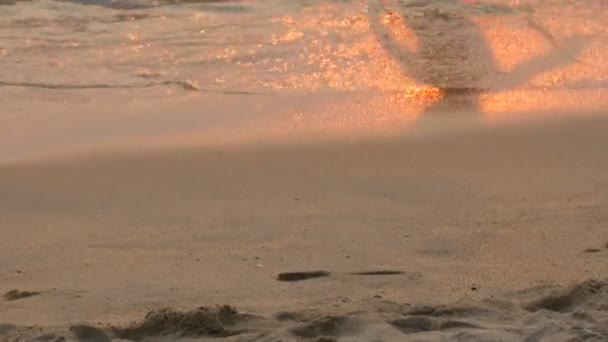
[277, 271, 331, 282]
[277, 270, 406, 282]
[349, 270, 404, 276]
[3, 289, 40, 301]
[583, 248, 602, 253]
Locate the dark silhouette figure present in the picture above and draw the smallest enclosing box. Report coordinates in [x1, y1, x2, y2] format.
[367, 0, 589, 115]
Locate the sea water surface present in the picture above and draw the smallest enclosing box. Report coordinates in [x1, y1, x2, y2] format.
[0, 0, 607, 161]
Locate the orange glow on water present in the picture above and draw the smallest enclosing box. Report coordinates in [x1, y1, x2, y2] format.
[1, 0, 606, 161]
[263, 0, 607, 129]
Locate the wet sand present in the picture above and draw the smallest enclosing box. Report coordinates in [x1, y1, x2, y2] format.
[1, 113, 607, 341]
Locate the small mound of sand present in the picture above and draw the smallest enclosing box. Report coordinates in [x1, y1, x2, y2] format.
[390, 316, 438, 334]
[289, 315, 363, 339]
[112, 305, 256, 340]
[70, 325, 111, 342]
[390, 316, 483, 334]
[2, 280, 607, 341]
[0, 324, 16, 335]
[387, 279, 608, 341]
[405, 304, 498, 318]
[524, 279, 607, 313]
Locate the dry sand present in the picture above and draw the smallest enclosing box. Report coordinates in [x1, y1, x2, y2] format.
[1, 113, 607, 341]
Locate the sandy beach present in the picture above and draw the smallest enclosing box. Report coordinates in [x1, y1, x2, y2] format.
[1, 113, 607, 341]
[1, 0, 608, 340]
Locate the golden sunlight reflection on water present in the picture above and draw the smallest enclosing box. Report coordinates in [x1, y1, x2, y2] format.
[1, 0, 607, 160]
[261, 0, 606, 127]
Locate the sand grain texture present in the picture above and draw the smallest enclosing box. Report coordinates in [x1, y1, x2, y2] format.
[1, 115, 607, 341]
[1, 280, 607, 341]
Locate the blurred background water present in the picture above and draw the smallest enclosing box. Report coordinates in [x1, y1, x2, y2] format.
[0, 0, 606, 161]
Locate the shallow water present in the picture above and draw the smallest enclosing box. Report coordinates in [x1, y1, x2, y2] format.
[0, 0, 607, 161]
